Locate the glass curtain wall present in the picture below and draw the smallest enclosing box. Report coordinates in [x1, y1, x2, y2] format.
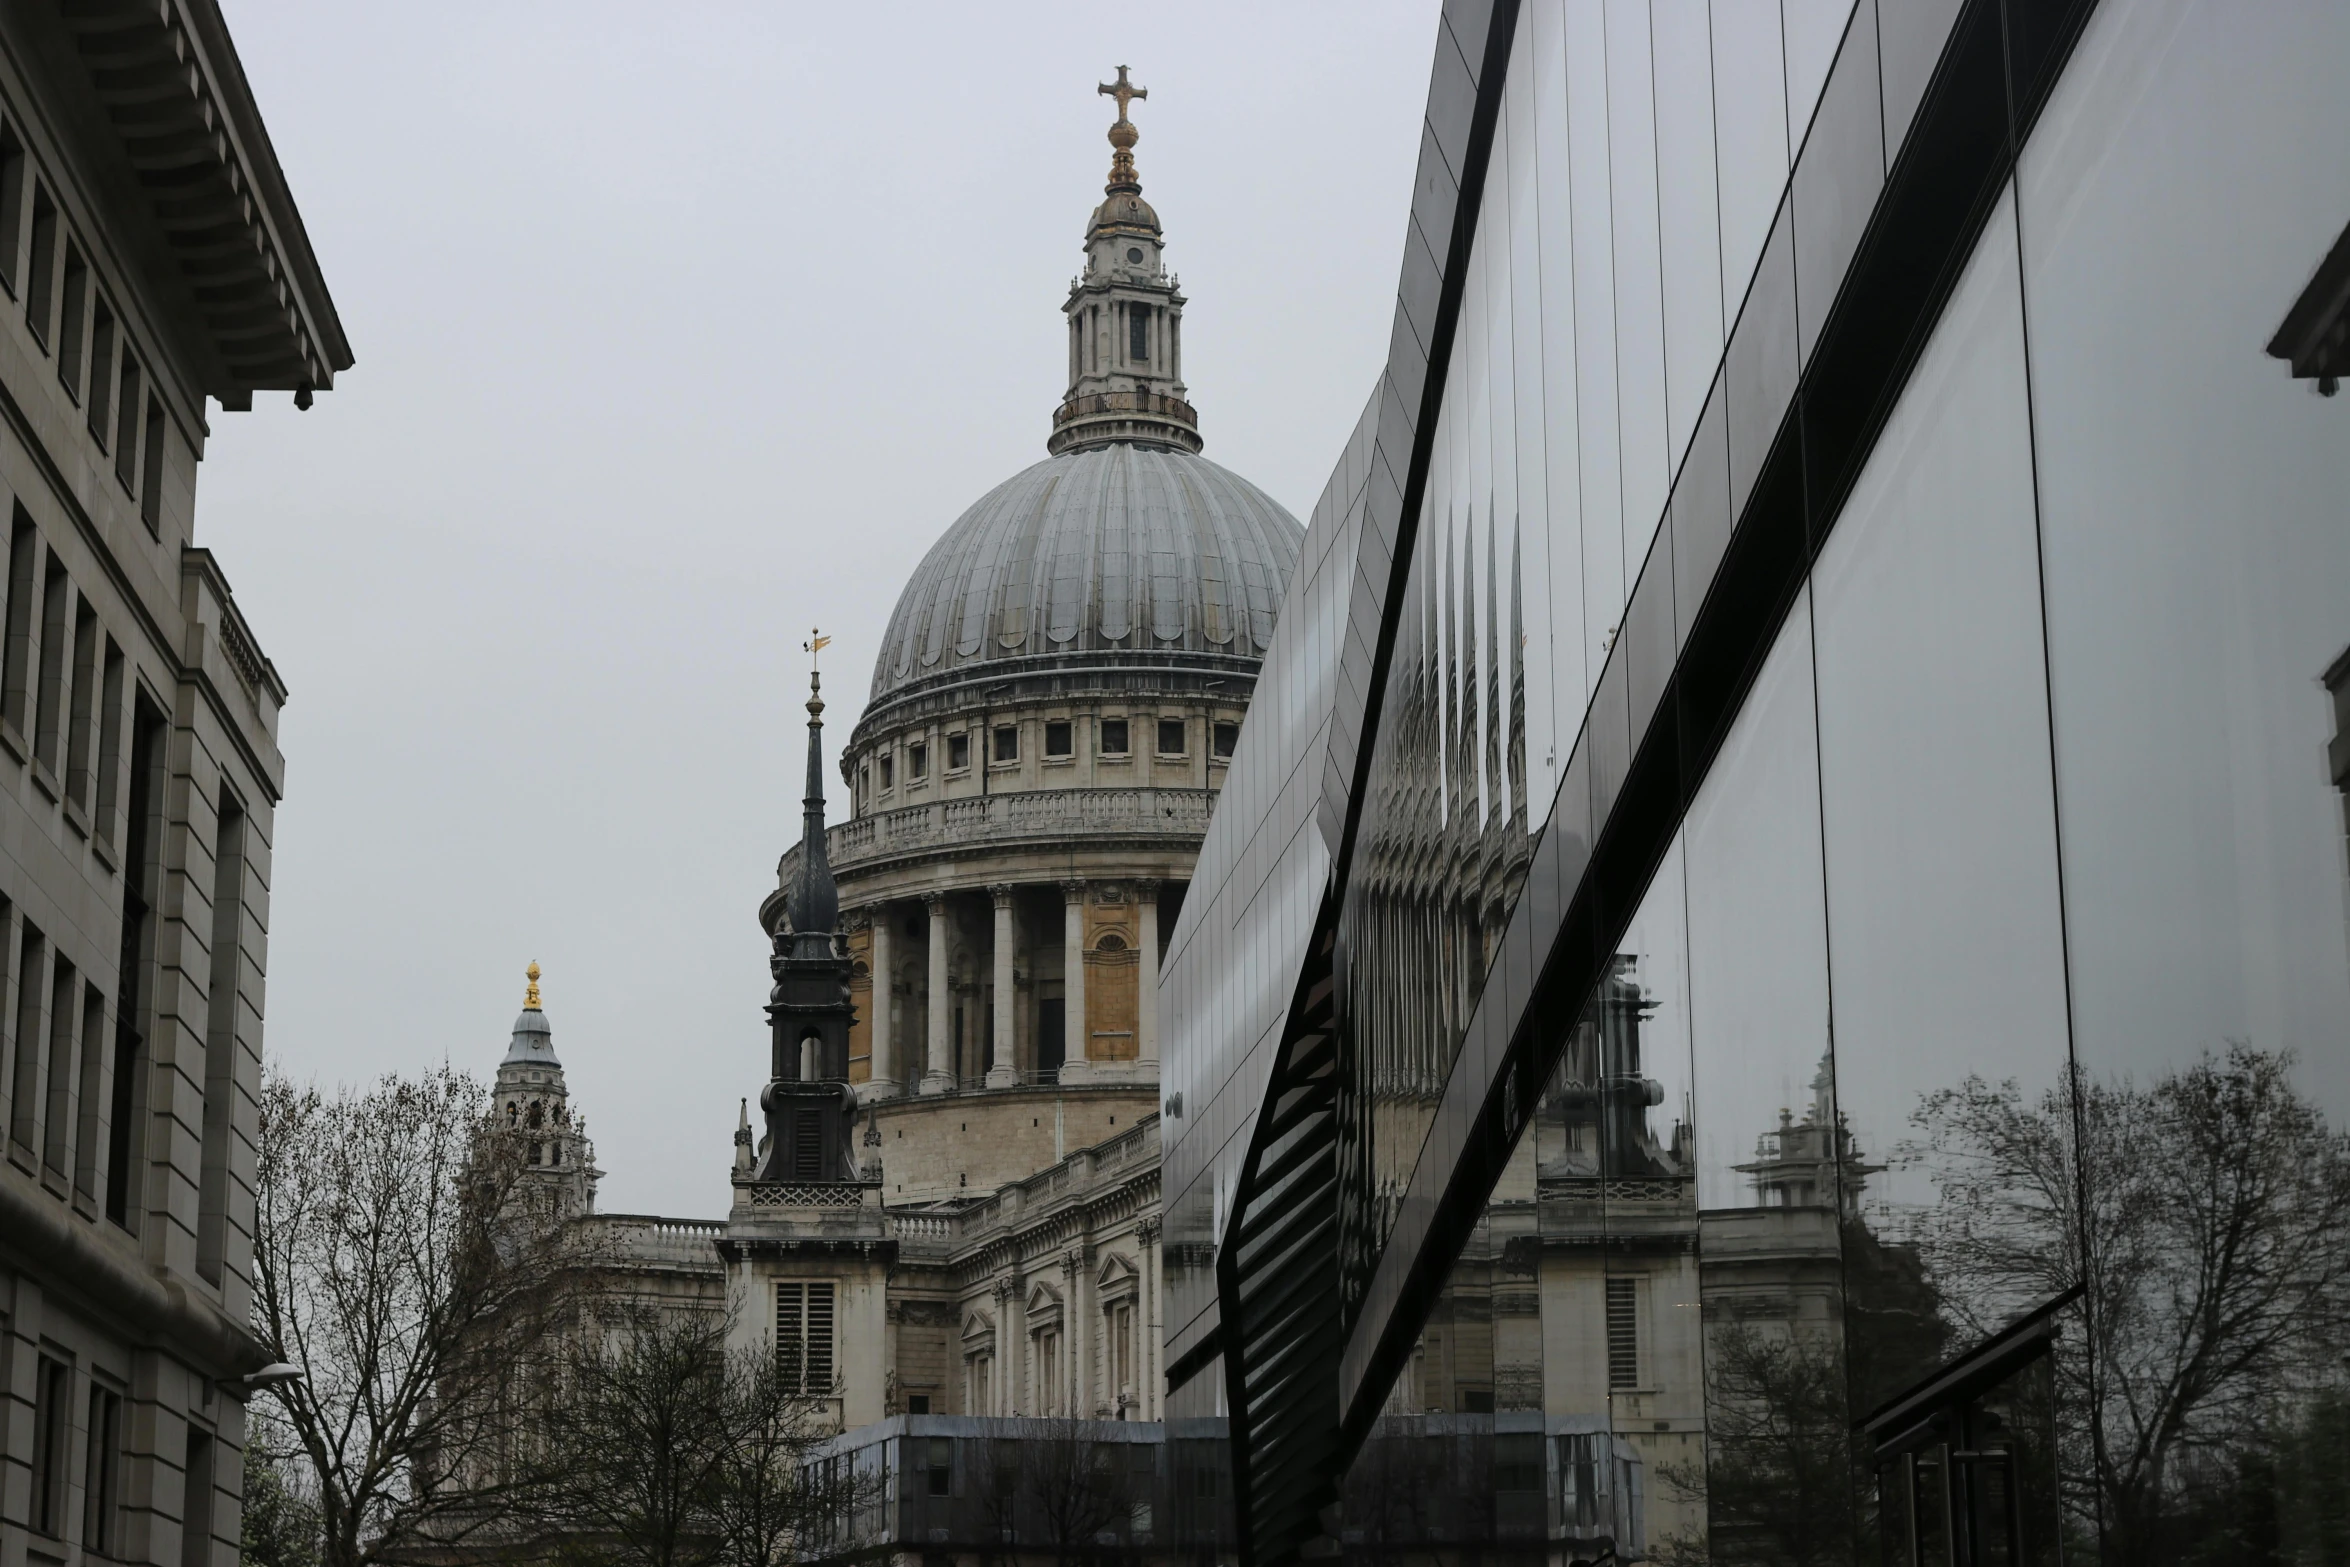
[1317, 1, 2350, 1564]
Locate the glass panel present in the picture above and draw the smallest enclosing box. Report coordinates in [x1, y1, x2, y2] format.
[1878, 0, 1968, 170]
[1727, 194, 1800, 516]
[1564, 0, 1628, 683]
[1810, 190, 2072, 1437]
[1711, 0, 1794, 326]
[2018, 2, 2350, 1556]
[1605, 0, 1672, 567]
[1782, 0, 1859, 152]
[1791, 0, 1883, 366]
[1651, 0, 1724, 468]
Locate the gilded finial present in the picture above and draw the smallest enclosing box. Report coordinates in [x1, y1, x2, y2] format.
[1098, 66, 1147, 192]
[801, 630, 830, 718]
[524, 960, 542, 1011]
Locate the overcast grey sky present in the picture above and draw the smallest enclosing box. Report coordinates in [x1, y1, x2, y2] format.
[198, 3, 1437, 1217]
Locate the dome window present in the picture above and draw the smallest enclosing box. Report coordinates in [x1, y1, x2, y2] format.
[1157, 719, 1186, 757]
[880, 755, 894, 790]
[946, 734, 970, 772]
[1214, 722, 1239, 759]
[1100, 719, 1130, 756]
[992, 725, 1019, 763]
[1045, 720, 1073, 759]
[908, 743, 928, 780]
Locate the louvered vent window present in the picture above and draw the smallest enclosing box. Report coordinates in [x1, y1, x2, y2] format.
[776, 1281, 837, 1394]
[793, 1108, 821, 1178]
[1605, 1278, 1639, 1390]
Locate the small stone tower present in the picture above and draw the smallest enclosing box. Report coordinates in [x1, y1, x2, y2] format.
[753, 670, 859, 1184]
[495, 961, 599, 1217]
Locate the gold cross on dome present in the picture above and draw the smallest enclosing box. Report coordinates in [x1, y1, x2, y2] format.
[1098, 65, 1146, 123]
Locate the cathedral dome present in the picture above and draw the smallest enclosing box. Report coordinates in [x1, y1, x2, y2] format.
[865, 442, 1302, 716]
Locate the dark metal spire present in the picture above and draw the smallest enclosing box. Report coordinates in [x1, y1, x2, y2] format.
[784, 669, 838, 953]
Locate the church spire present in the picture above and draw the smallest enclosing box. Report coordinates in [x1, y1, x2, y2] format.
[783, 658, 838, 956]
[1051, 66, 1202, 457]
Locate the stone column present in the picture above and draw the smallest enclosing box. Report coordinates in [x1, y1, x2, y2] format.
[987, 885, 1018, 1088]
[866, 908, 896, 1097]
[1137, 1217, 1162, 1420]
[1135, 879, 1161, 1070]
[921, 893, 953, 1095]
[995, 1274, 1022, 1415]
[1064, 1248, 1087, 1417]
[1059, 880, 1088, 1082]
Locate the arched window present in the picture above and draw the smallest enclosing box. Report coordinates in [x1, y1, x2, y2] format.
[506, 1102, 518, 1127]
[526, 1101, 544, 1129]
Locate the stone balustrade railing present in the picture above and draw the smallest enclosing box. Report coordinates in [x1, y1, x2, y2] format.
[780, 787, 1216, 885]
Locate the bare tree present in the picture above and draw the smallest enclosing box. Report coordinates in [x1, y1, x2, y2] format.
[240, 1437, 323, 1567]
[1912, 1046, 2350, 1560]
[251, 1064, 599, 1567]
[536, 1304, 864, 1567]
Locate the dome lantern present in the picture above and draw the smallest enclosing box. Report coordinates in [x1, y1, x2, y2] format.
[1053, 67, 1201, 457]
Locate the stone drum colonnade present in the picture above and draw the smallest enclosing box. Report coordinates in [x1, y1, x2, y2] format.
[856, 878, 1165, 1098]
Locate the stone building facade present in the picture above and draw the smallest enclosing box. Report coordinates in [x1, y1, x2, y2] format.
[0, 9, 347, 1567]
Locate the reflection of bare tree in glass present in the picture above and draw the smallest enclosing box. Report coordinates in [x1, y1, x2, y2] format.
[1335, 1428, 1440, 1567]
[978, 1425, 1144, 1567]
[1910, 1046, 2350, 1561]
[1656, 1325, 1857, 1567]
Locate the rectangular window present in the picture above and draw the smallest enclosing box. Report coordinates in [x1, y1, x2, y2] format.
[196, 794, 244, 1284]
[1493, 1433, 1544, 1494]
[776, 1281, 837, 1394]
[83, 1381, 121, 1553]
[1100, 718, 1129, 755]
[113, 354, 139, 493]
[86, 296, 114, 445]
[34, 556, 67, 772]
[10, 922, 44, 1154]
[105, 697, 162, 1228]
[140, 396, 165, 534]
[1605, 1277, 1640, 1390]
[1044, 720, 1072, 758]
[879, 754, 893, 789]
[43, 955, 78, 1178]
[1109, 1301, 1133, 1393]
[56, 242, 86, 398]
[25, 182, 55, 348]
[1156, 718, 1185, 756]
[2, 510, 35, 735]
[907, 743, 927, 780]
[924, 1435, 953, 1497]
[1212, 721, 1238, 759]
[93, 639, 122, 847]
[946, 733, 969, 771]
[1129, 305, 1148, 363]
[1558, 1433, 1602, 1531]
[31, 1356, 67, 1536]
[0, 126, 25, 296]
[992, 724, 1018, 763]
[182, 1431, 215, 1567]
[73, 982, 102, 1201]
[65, 597, 97, 809]
[905, 1393, 929, 1415]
